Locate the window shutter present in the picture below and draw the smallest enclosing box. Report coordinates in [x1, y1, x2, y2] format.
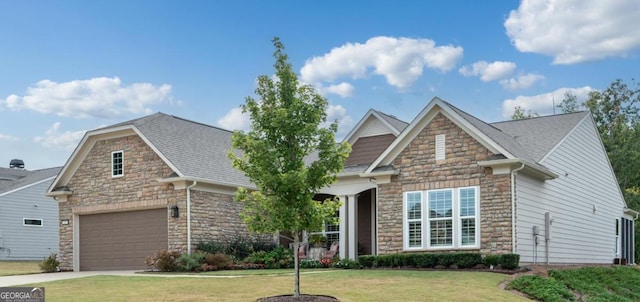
[435, 134, 445, 160]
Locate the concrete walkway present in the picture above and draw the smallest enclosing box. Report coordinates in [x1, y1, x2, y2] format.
[0, 271, 246, 287]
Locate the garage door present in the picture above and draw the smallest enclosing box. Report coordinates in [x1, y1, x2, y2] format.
[79, 208, 168, 271]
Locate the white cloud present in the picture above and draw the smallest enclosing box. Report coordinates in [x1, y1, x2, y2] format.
[0, 133, 17, 140]
[34, 122, 86, 151]
[1, 77, 173, 119]
[317, 82, 355, 98]
[502, 86, 593, 118]
[499, 73, 546, 90]
[505, 0, 640, 64]
[217, 107, 251, 131]
[217, 104, 354, 139]
[459, 61, 516, 82]
[324, 104, 354, 138]
[300, 36, 463, 88]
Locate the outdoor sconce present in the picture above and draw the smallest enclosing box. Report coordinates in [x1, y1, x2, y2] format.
[171, 205, 179, 218]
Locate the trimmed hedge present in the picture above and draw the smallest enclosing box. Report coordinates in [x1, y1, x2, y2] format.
[358, 252, 519, 270]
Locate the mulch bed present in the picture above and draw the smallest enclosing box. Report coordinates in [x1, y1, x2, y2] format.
[257, 295, 339, 302]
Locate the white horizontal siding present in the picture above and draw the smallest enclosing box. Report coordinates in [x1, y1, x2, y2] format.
[516, 117, 625, 264]
[0, 179, 59, 260]
[353, 117, 394, 139]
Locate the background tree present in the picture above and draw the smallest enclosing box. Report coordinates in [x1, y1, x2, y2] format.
[556, 91, 580, 113]
[511, 105, 539, 120]
[229, 37, 350, 298]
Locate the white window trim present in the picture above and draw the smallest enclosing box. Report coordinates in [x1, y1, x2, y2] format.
[403, 191, 423, 251]
[403, 186, 480, 250]
[111, 150, 124, 178]
[23, 218, 43, 227]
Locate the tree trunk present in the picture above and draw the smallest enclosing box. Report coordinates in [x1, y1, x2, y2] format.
[293, 231, 301, 298]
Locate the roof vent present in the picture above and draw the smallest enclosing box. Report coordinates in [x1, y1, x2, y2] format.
[9, 159, 24, 169]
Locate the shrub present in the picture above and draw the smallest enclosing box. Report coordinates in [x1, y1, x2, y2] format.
[483, 254, 500, 267]
[333, 258, 361, 269]
[246, 246, 293, 269]
[197, 241, 226, 255]
[454, 253, 482, 269]
[437, 253, 456, 267]
[414, 253, 438, 268]
[500, 253, 520, 270]
[178, 252, 206, 272]
[205, 253, 233, 269]
[197, 235, 277, 261]
[39, 253, 60, 273]
[358, 255, 376, 268]
[300, 259, 321, 268]
[145, 249, 181, 272]
[507, 275, 574, 301]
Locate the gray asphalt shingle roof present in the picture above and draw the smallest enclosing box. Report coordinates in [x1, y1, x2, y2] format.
[0, 167, 61, 194]
[440, 99, 588, 165]
[373, 110, 409, 133]
[100, 113, 252, 187]
[491, 111, 590, 162]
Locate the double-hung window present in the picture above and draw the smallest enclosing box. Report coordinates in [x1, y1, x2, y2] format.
[404, 186, 479, 250]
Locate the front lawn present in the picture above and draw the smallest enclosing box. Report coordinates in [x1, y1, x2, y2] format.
[0, 261, 41, 276]
[28, 270, 526, 302]
[508, 266, 640, 301]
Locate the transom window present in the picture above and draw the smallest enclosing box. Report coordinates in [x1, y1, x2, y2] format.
[403, 186, 479, 250]
[112, 151, 123, 177]
[23, 218, 43, 227]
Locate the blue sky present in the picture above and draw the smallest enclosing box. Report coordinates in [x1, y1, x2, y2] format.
[1, 0, 639, 170]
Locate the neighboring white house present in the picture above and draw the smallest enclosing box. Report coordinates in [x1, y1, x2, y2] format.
[0, 164, 61, 260]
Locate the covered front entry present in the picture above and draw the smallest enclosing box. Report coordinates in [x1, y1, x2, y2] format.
[78, 208, 168, 270]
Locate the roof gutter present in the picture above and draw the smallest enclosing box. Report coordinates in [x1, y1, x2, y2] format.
[624, 208, 640, 220]
[157, 176, 256, 191]
[359, 169, 400, 178]
[478, 158, 558, 180]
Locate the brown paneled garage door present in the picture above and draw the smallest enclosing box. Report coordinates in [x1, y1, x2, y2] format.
[79, 208, 168, 271]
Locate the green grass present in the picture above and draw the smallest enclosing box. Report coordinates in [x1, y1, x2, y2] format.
[26, 270, 527, 302]
[0, 261, 41, 276]
[509, 266, 640, 302]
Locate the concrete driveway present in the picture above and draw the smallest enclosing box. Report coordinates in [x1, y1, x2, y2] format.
[0, 270, 244, 287]
[0, 271, 138, 287]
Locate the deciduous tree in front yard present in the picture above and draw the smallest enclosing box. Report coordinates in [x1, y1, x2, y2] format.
[229, 37, 350, 298]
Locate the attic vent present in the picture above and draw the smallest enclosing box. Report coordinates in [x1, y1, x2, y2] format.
[435, 134, 445, 161]
[9, 159, 24, 169]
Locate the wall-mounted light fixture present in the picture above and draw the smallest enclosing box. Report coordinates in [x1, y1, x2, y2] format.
[171, 205, 179, 218]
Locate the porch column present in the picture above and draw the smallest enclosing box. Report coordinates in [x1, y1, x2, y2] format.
[339, 195, 347, 259]
[348, 194, 357, 259]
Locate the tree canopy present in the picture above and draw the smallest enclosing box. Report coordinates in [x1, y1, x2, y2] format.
[229, 37, 350, 297]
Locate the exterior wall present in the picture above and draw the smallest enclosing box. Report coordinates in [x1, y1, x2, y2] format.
[58, 135, 181, 270]
[377, 113, 512, 255]
[190, 190, 268, 248]
[0, 180, 59, 260]
[516, 117, 627, 264]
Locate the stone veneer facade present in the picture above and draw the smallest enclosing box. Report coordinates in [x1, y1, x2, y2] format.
[58, 134, 256, 270]
[377, 113, 512, 255]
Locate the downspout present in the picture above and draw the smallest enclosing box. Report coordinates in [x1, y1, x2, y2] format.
[187, 181, 197, 255]
[510, 163, 525, 254]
